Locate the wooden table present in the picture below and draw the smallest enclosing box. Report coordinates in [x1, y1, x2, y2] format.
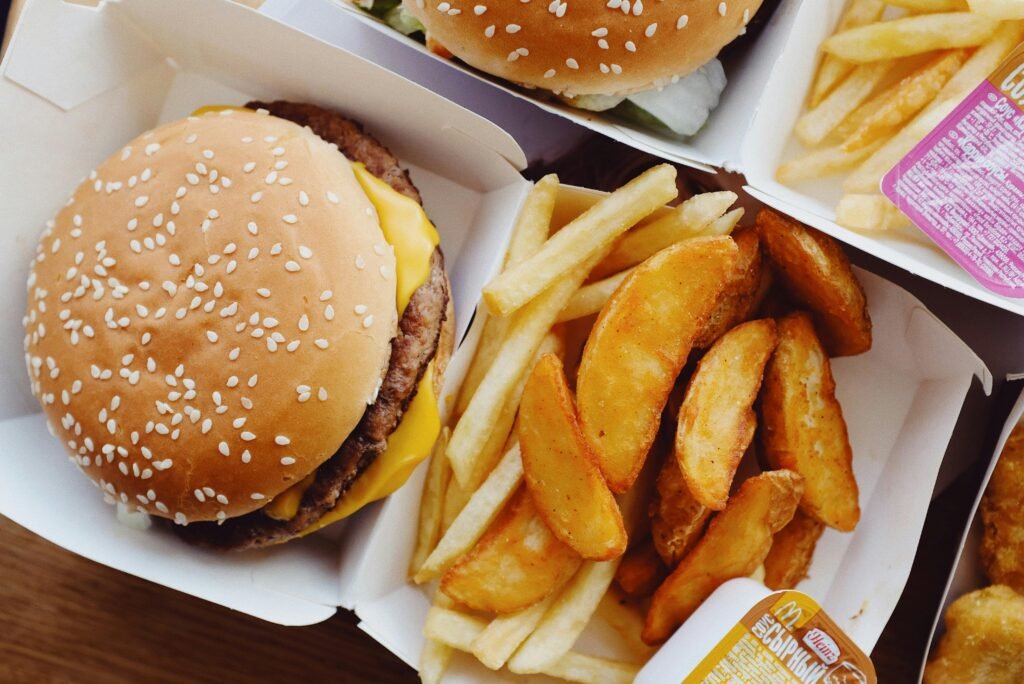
[0, 3, 997, 683]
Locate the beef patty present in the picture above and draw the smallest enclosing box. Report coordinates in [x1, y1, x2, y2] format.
[171, 102, 449, 550]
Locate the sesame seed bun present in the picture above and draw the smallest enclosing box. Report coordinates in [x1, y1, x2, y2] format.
[404, 0, 762, 97]
[24, 109, 403, 524]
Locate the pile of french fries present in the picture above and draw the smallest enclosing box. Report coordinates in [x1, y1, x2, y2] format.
[778, 0, 1024, 232]
[408, 164, 873, 683]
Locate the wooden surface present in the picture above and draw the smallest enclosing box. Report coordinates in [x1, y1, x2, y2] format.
[0, 5, 998, 683]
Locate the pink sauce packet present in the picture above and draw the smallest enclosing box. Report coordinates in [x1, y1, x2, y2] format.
[882, 44, 1024, 298]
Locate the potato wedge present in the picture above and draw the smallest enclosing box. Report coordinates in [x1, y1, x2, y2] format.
[578, 237, 739, 492]
[643, 470, 804, 644]
[823, 13, 999, 63]
[764, 509, 825, 590]
[756, 208, 872, 357]
[650, 453, 710, 568]
[441, 487, 582, 614]
[694, 228, 767, 349]
[678, 319, 779, 511]
[761, 313, 861, 532]
[520, 354, 627, 560]
[615, 538, 668, 599]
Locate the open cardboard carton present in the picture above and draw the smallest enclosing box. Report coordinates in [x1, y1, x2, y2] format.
[741, 0, 1024, 319]
[314, 0, 1024, 319]
[0, 0, 996, 677]
[916, 378, 1024, 682]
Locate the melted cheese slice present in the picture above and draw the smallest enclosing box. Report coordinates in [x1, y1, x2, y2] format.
[262, 159, 441, 526]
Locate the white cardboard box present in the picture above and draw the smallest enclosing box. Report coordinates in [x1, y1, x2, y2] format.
[742, 0, 1024, 319]
[0, 0, 529, 626]
[0, 0, 998, 679]
[916, 378, 1024, 682]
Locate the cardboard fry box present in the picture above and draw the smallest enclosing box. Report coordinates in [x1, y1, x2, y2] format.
[917, 378, 1024, 682]
[741, 0, 1024, 318]
[0, 0, 997, 678]
[0, 0, 530, 626]
[356, 186, 991, 681]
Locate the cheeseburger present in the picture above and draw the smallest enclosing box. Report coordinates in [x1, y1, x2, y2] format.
[363, 0, 763, 136]
[23, 102, 452, 550]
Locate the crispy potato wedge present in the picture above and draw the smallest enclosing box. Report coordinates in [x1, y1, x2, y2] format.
[694, 228, 768, 349]
[764, 509, 825, 590]
[643, 470, 804, 644]
[615, 537, 668, 599]
[980, 420, 1024, 594]
[520, 354, 627, 560]
[756, 208, 872, 357]
[823, 13, 999, 63]
[678, 319, 779, 511]
[761, 313, 861, 532]
[578, 237, 739, 492]
[650, 455, 711, 567]
[441, 487, 582, 614]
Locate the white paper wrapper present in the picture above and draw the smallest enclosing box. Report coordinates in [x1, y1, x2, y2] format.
[742, 0, 1024, 318]
[0, 0, 529, 626]
[353, 186, 990, 678]
[917, 378, 1024, 682]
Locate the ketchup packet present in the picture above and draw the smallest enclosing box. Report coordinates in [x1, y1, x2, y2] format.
[882, 43, 1024, 298]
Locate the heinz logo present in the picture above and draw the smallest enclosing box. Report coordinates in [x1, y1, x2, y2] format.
[803, 628, 840, 665]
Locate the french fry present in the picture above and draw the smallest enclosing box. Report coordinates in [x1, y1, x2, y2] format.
[542, 652, 640, 684]
[592, 191, 737, 279]
[842, 49, 967, 152]
[471, 593, 557, 670]
[764, 510, 825, 590]
[577, 237, 738, 492]
[425, 606, 639, 683]
[598, 588, 659, 663]
[823, 13, 999, 62]
[643, 470, 804, 644]
[705, 207, 745, 236]
[888, 0, 968, 9]
[761, 313, 861, 532]
[776, 142, 881, 184]
[934, 20, 1024, 104]
[615, 538, 668, 599]
[420, 593, 457, 684]
[796, 61, 893, 147]
[558, 268, 632, 323]
[483, 164, 678, 316]
[836, 193, 913, 231]
[678, 319, 779, 511]
[441, 468, 471, 533]
[410, 428, 451, 577]
[756, 209, 873, 357]
[455, 175, 559, 416]
[414, 443, 524, 583]
[441, 487, 582, 613]
[842, 99, 957, 193]
[650, 455, 710, 568]
[808, 0, 886, 108]
[507, 559, 623, 673]
[968, 0, 1024, 18]
[447, 249, 602, 488]
[520, 354, 627, 560]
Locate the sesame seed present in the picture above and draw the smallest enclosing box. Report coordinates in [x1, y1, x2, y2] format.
[249, 491, 263, 500]
[314, 338, 329, 349]
[218, 441, 230, 456]
[265, 171, 278, 184]
[484, 25, 496, 37]
[145, 143, 161, 156]
[676, 14, 688, 29]
[270, 243, 282, 256]
[257, 288, 270, 298]
[362, 314, 374, 328]
[298, 392, 311, 403]
[275, 435, 291, 446]
[216, 494, 229, 505]
[242, 451, 253, 464]
[319, 290, 333, 301]
[241, 431, 256, 441]
[474, 4, 486, 12]
[355, 255, 366, 270]
[251, 191, 263, 203]
[611, 63, 622, 74]
[318, 388, 328, 401]
[591, 27, 608, 36]
[326, 191, 339, 204]
[625, 40, 636, 52]
[286, 340, 300, 352]
[285, 261, 300, 273]
[282, 214, 298, 225]
[296, 384, 311, 394]
[506, 23, 521, 32]
[201, 419, 212, 434]
[280, 457, 296, 466]
[194, 489, 206, 502]
[134, 195, 149, 208]
[743, 7, 750, 22]
[248, 374, 258, 388]
[206, 331, 218, 343]
[543, 69, 556, 79]
[718, 1, 726, 15]
[598, 38, 609, 49]
[566, 58, 579, 69]
[633, 0, 642, 15]
[298, 191, 309, 206]
[324, 305, 335, 321]
[243, 161, 256, 173]
[227, 375, 239, 387]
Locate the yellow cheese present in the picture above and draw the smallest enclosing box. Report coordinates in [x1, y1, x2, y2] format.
[190, 105, 252, 116]
[259, 160, 441, 526]
[298, 364, 440, 536]
[351, 163, 440, 315]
